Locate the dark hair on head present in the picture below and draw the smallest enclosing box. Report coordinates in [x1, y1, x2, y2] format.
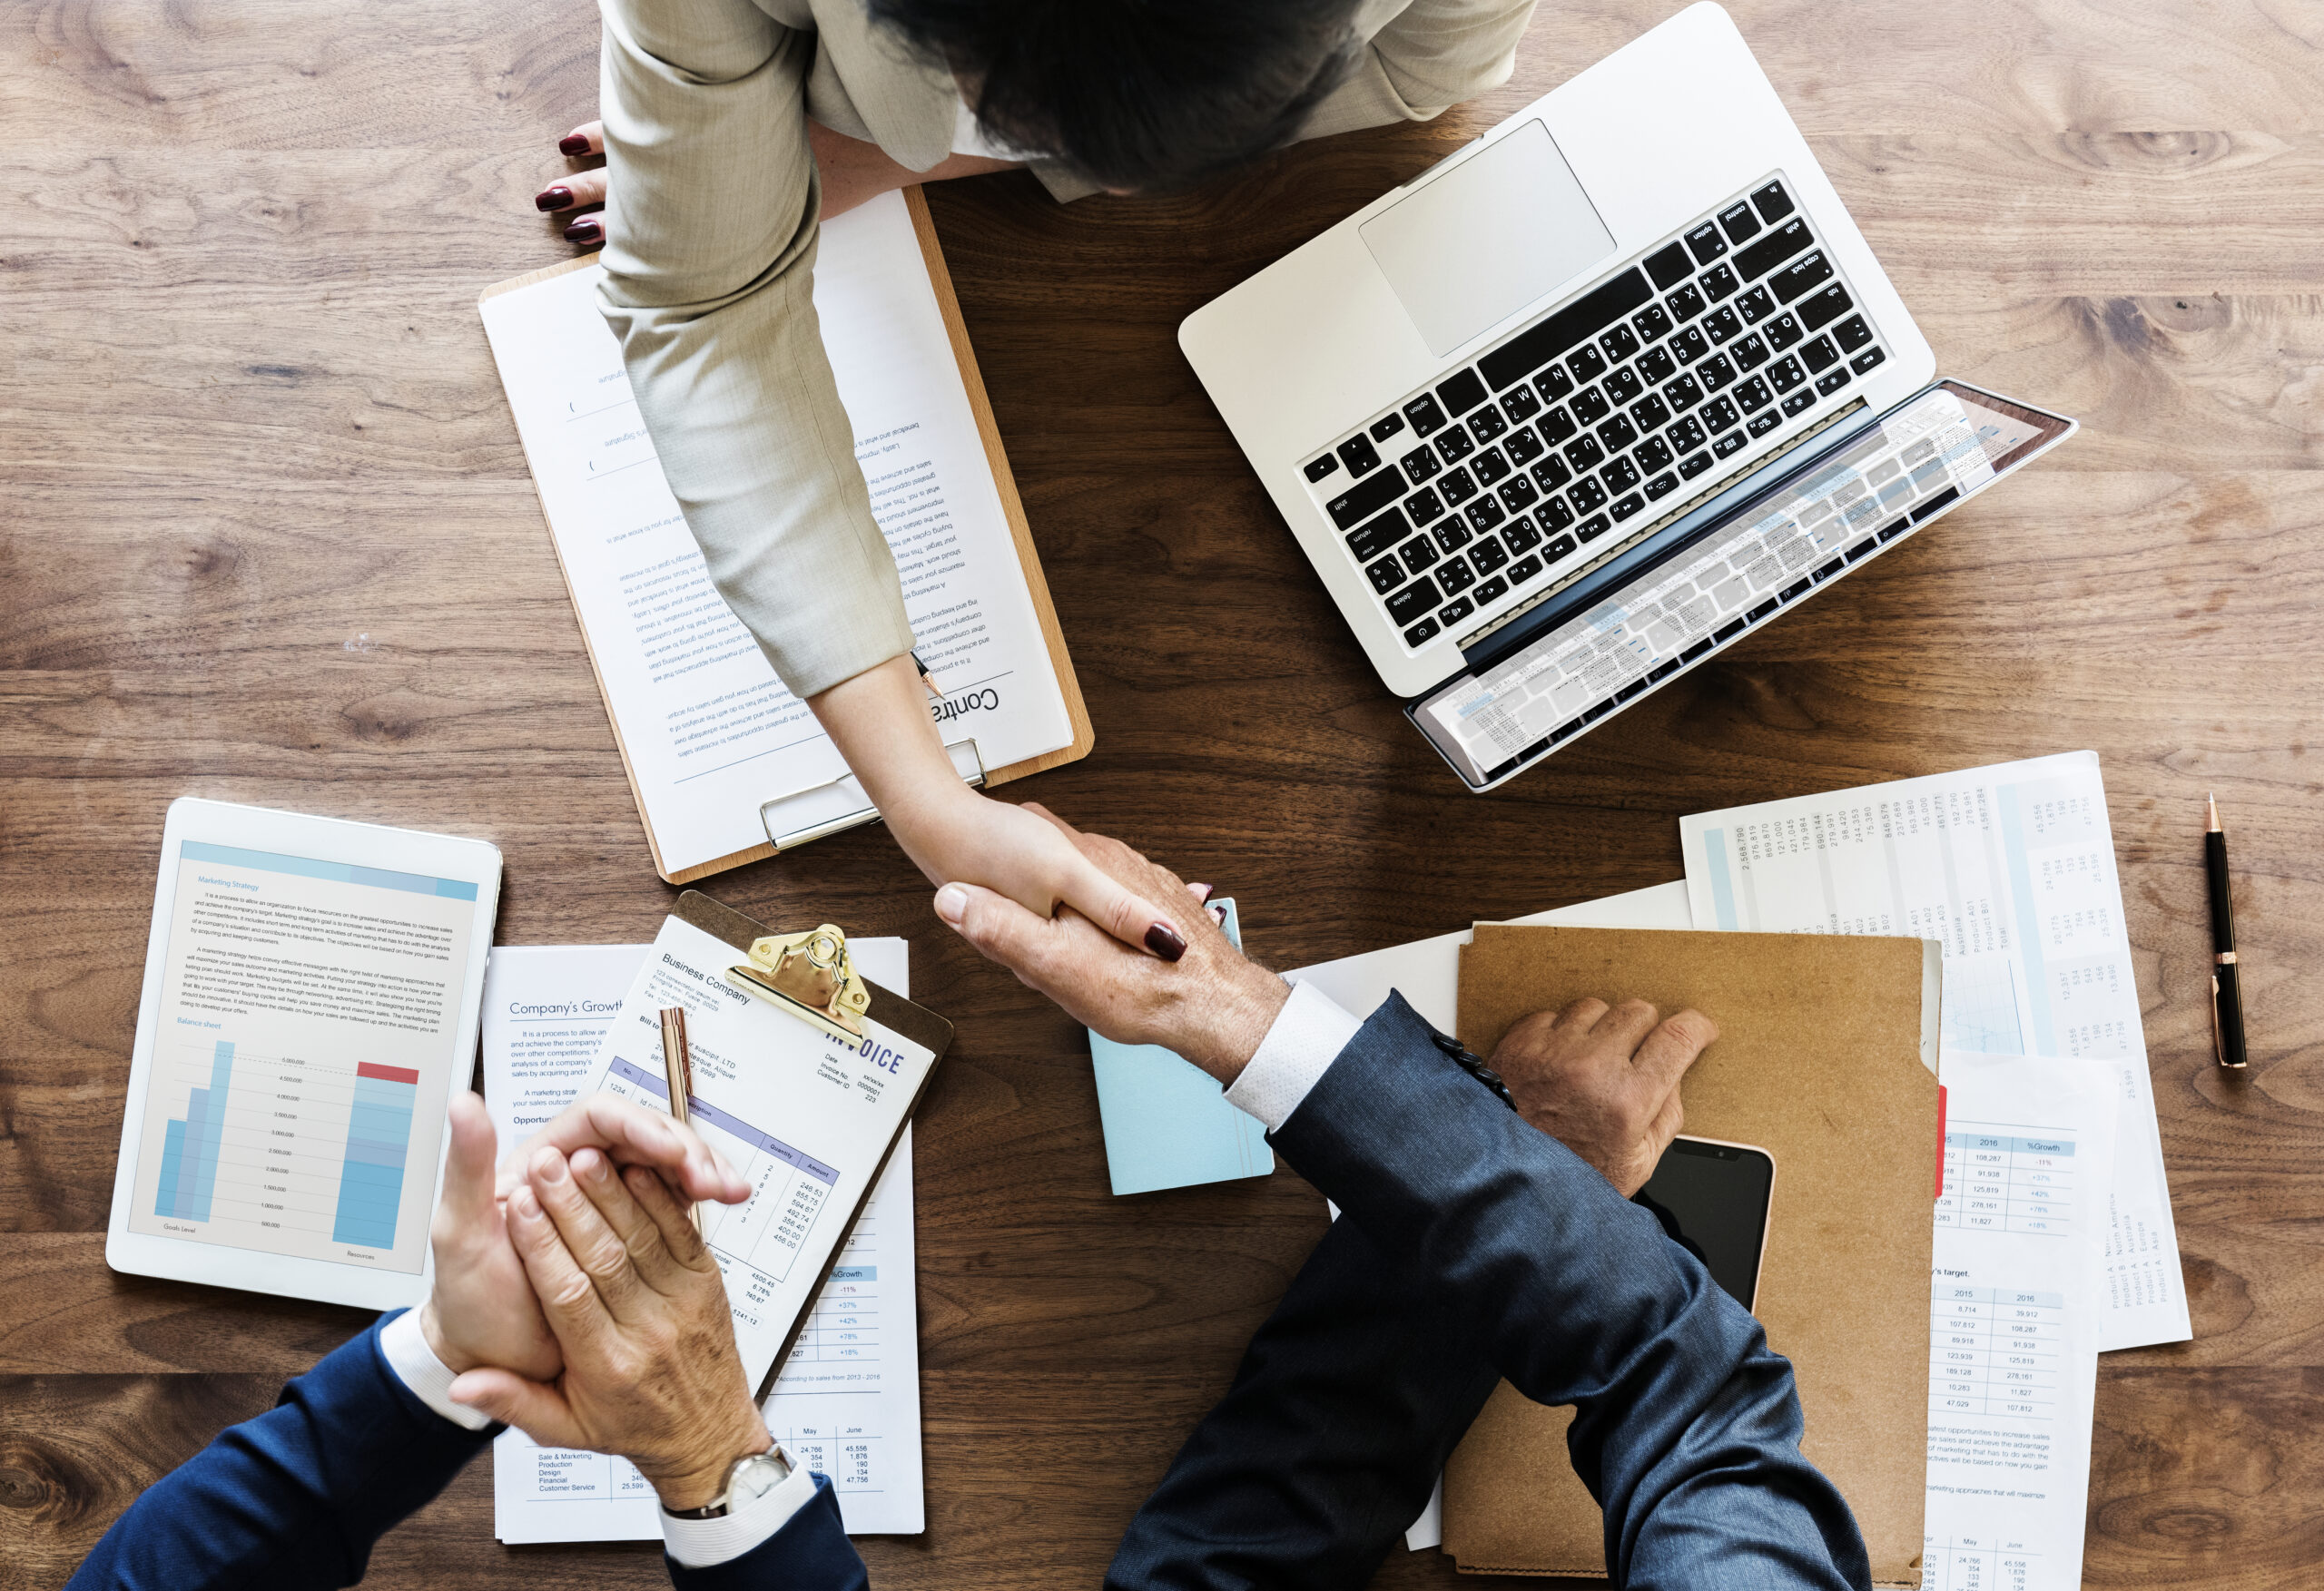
[869, 0, 1364, 193]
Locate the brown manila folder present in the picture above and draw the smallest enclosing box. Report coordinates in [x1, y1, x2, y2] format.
[1444, 925, 1940, 1587]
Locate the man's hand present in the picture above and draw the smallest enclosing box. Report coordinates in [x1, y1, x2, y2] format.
[418, 1092, 560, 1379]
[934, 806, 1289, 1085]
[1488, 999, 1718, 1197]
[449, 1146, 771, 1512]
[494, 1093, 752, 1208]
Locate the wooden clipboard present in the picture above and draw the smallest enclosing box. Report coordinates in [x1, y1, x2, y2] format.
[672, 889, 954, 1396]
[480, 186, 1095, 885]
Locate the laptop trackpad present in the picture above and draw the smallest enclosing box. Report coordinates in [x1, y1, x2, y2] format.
[1361, 121, 1616, 358]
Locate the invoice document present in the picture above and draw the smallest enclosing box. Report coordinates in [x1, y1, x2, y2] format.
[1924, 1051, 2119, 1591]
[479, 939, 926, 1541]
[479, 190, 1078, 879]
[1679, 751, 2190, 1350]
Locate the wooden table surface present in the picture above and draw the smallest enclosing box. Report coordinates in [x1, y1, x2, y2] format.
[6, 1, 2320, 1586]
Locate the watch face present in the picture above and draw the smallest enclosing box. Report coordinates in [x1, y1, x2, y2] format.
[734, 1448, 791, 1503]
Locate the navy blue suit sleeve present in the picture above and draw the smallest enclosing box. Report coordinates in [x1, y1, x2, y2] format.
[65, 1310, 495, 1591]
[666, 1473, 869, 1590]
[1262, 993, 1869, 1591]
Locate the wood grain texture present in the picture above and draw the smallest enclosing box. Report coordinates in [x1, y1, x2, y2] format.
[4, 0, 2320, 1586]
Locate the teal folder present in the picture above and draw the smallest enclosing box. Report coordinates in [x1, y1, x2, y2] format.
[1088, 899, 1275, 1195]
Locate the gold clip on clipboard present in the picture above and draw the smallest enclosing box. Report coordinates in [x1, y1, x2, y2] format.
[758, 737, 987, 853]
[726, 924, 873, 1044]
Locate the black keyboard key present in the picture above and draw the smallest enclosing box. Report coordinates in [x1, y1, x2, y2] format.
[1471, 536, 1510, 576]
[1681, 637, 1715, 662]
[1597, 413, 1639, 454]
[1370, 412, 1405, 444]
[1534, 362, 1576, 404]
[1583, 700, 1617, 722]
[1543, 531, 1578, 560]
[1503, 516, 1542, 554]
[1402, 393, 1447, 437]
[1386, 575, 1440, 624]
[1643, 470, 1679, 501]
[1781, 388, 1817, 417]
[1601, 455, 1640, 494]
[1569, 476, 1608, 513]
[1644, 241, 1694, 290]
[1912, 486, 1961, 523]
[1325, 468, 1405, 529]
[1436, 426, 1474, 464]
[1504, 427, 1545, 466]
[1432, 516, 1473, 553]
[1536, 490, 1574, 528]
[1630, 392, 1672, 433]
[1566, 345, 1608, 384]
[1610, 492, 1646, 522]
[1649, 659, 1679, 682]
[1498, 475, 1540, 514]
[1476, 267, 1653, 391]
[1397, 535, 1439, 576]
[1531, 455, 1573, 493]
[1402, 486, 1446, 526]
[1337, 434, 1381, 476]
[1700, 263, 1739, 301]
[1835, 315, 1875, 354]
[1570, 386, 1612, 426]
[1576, 512, 1612, 543]
[1666, 283, 1706, 323]
[1769, 250, 1833, 304]
[1346, 506, 1409, 559]
[1850, 346, 1887, 375]
[1630, 304, 1673, 346]
[1538, 405, 1578, 446]
[1437, 555, 1477, 595]
[1304, 453, 1340, 483]
[1734, 217, 1811, 281]
[1713, 429, 1747, 457]
[1813, 555, 1845, 582]
[1437, 368, 1489, 417]
[1616, 679, 1648, 703]
[1438, 466, 1478, 506]
[1697, 354, 1738, 393]
[1736, 284, 1777, 324]
[1752, 181, 1794, 223]
[1437, 594, 1474, 626]
[1603, 366, 1645, 407]
[1462, 496, 1506, 533]
[1364, 555, 1404, 594]
[1670, 325, 1709, 366]
[1846, 535, 1878, 563]
[1666, 413, 1707, 454]
[1798, 282, 1854, 331]
[1468, 406, 1508, 444]
[1714, 617, 1748, 642]
[1403, 615, 1441, 646]
[1747, 596, 1779, 623]
[1677, 449, 1713, 479]
[1509, 553, 1545, 585]
[1768, 355, 1807, 393]
[1638, 344, 1677, 384]
[1663, 373, 1705, 414]
[1878, 516, 1911, 543]
[1500, 384, 1542, 425]
[1731, 333, 1770, 371]
[1802, 334, 1841, 373]
[1718, 201, 1761, 244]
[1473, 574, 1509, 605]
[1600, 324, 1641, 364]
[1747, 408, 1782, 437]
[1684, 221, 1727, 264]
[1471, 447, 1511, 487]
[1401, 447, 1442, 486]
[1635, 434, 1674, 474]
[1764, 312, 1804, 352]
[1734, 374, 1772, 412]
[1701, 396, 1740, 434]
[1779, 576, 1812, 602]
[1703, 304, 1743, 344]
[1815, 368, 1852, 398]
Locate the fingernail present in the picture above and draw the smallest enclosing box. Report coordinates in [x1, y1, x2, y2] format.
[564, 219, 603, 245]
[934, 883, 968, 927]
[535, 185, 574, 211]
[574, 1148, 607, 1182]
[510, 1185, 541, 1219]
[1145, 921, 1187, 962]
[558, 133, 592, 157]
[533, 1150, 568, 1184]
[1189, 883, 1215, 903]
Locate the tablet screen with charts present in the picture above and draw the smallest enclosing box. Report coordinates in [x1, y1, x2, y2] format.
[107, 799, 501, 1310]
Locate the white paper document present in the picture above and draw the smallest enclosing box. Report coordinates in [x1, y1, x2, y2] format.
[478, 190, 1076, 878]
[1924, 1051, 2118, 1591]
[479, 938, 927, 1541]
[1678, 751, 2190, 1350]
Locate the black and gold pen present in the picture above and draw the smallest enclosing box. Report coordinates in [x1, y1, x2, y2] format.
[2205, 793, 2249, 1070]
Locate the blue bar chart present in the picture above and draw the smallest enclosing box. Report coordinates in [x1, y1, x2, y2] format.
[155, 1040, 236, 1221]
[332, 1062, 419, 1248]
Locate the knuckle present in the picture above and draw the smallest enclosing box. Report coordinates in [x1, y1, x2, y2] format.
[1615, 998, 1659, 1026]
[549, 1275, 595, 1311]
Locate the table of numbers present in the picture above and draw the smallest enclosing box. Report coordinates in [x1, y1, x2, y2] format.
[1930, 1284, 2064, 1419]
[1925, 1533, 2043, 1591]
[1935, 1124, 2075, 1236]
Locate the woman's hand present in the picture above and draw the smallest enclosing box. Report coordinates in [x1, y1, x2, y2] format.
[529, 119, 1021, 248]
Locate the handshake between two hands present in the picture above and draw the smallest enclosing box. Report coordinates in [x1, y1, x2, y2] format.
[415, 807, 1716, 1513]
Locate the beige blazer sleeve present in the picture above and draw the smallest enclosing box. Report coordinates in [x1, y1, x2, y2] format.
[593, 0, 916, 701]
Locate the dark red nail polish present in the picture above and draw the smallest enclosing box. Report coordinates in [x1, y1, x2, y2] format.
[564, 220, 603, 245]
[1190, 883, 1216, 903]
[535, 185, 573, 211]
[1145, 922, 1187, 962]
[558, 133, 592, 157]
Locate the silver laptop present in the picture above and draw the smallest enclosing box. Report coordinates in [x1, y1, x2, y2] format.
[1180, 3, 2073, 791]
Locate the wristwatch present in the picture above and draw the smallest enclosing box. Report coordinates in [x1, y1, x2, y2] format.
[665, 1444, 794, 1520]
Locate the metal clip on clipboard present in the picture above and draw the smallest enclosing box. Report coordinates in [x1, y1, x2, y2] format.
[757, 737, 986, 853]
[724, 922, 872, 1044]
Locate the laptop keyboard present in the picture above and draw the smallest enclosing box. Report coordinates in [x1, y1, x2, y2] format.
[1299, 176, 1891, 652]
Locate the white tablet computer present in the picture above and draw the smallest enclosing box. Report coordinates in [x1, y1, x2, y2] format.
[106, 799, 502, 1310]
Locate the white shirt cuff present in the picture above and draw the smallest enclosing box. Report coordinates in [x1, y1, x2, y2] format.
[661, 1458, 822, 1567]
[1225, 981, 1364, 1133]
[379, 1309, 494, 1432]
